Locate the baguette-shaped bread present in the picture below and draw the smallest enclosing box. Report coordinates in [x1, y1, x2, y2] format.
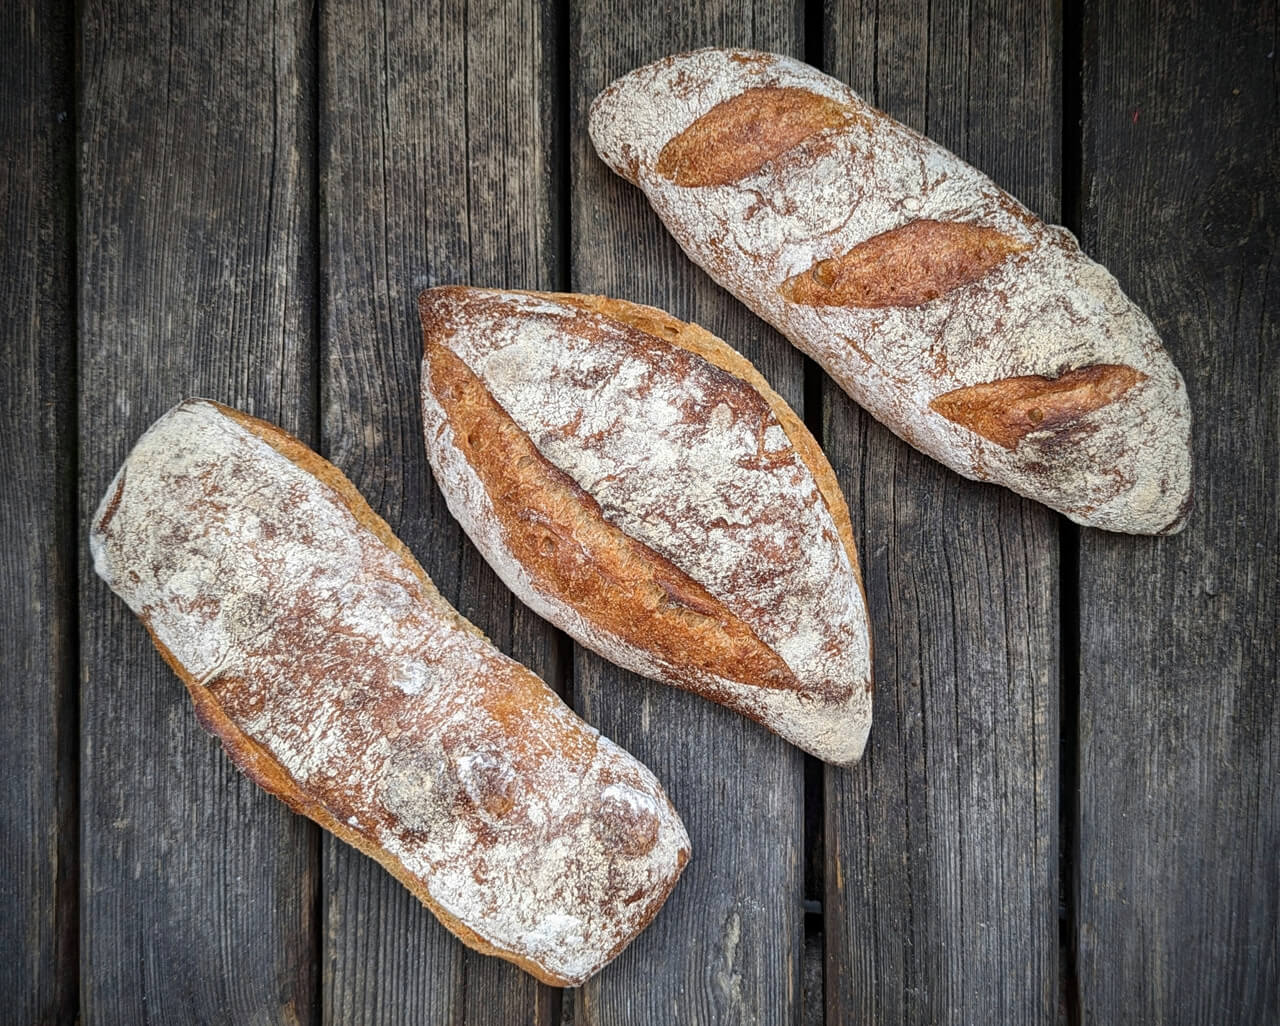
[418, 287, 873, 764]
[589, 49, 1193, 535]
[89, 399, 689, 987]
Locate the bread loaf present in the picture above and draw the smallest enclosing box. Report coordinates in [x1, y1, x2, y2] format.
[589, 48, 1193, 535]
[418, 287, 873, 765]
[89, 398, 689, 986]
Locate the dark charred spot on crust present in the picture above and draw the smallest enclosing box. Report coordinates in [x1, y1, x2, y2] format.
[930, 364, 1148, 450]
[780, 219, 1032, 308]
[1034, 412, 1104, 452]
[656, 86, 854, 188]
[219, 590, 275, 647]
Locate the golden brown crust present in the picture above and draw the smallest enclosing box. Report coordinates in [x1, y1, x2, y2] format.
[423, 338, 799, 693]
[546, 292, 872, 698]
[588, 49, 1194, 535]
[158, 406, 584, 984]
[151, 634, 564, 979]
[655, 86, 852, 187]
[105, 401, 689, 987]
[419, 288, 873, 760]
[929, 364, 1148, 450]
[779, 219, 1031, 308]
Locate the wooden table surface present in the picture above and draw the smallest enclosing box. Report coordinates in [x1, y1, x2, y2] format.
[4, 0, 1276, 1022]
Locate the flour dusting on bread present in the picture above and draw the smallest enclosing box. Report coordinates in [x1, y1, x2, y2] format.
[90, 399, 690, 986]
[590, 49, 1192, 534]
[420, 289, 873, 764]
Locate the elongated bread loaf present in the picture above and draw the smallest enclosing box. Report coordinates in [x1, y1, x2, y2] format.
[89, 399, 689, 987]
[589, 48, 1193, 535]
[418, 288, 873, 765]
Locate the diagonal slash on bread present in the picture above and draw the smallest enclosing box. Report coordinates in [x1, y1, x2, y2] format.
[419, 287, 873, 765]
[589, 49, 1193, 534]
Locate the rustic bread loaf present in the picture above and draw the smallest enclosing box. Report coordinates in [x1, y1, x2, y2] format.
[89, 398, 689, 987]
[589, 48, 1193, 535]
[418, 287, 873, 765]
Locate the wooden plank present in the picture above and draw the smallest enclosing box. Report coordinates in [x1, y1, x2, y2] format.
[318, 0, 562, 1021]
[0, 2, 77, 1022]
[569, 6, 809, 1024]
[821, 3, 1062, 1022]
[1075, 1, 1279, 1021]
[77, 1, 319, 1021]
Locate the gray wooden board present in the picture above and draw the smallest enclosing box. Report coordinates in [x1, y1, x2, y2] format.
[0, 2, 77, 1022]
[318, 0, 564, 1021]
[77, 1, 319, 1022]
[1075, 0, 1279, 1021]
[5, 0, 1275, 1021]
[569, 4, 812, 1023]
[820, 3, 1063, 1022]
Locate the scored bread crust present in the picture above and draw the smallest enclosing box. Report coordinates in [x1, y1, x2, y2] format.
[589, 48, 1193, 535]
[89, 399, 690, 987]
[554, 293, 865, 591]
[419, 287, 873, 765]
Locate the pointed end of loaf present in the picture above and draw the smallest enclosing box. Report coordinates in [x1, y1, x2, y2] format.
[589, 49, 795, 188]
[787, 669, 874, 766]
[587, 79, 645, 186]
[1057, 373, 1194, 536]
[418, 285, 480, 351]
[1156, 488, 1194, 535]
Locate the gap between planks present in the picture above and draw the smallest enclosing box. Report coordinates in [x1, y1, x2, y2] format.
[1058, 0, 1086, 1020]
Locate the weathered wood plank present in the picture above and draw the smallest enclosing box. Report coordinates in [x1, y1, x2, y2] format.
[821, 3, 1062, 1022]
[77, 1, 318, 1021]
[1075, 1, 1279, 1022]
[0, 2, 77, 1022]
[319, 0, 563, 1021]
[569, 6, 809, 1023]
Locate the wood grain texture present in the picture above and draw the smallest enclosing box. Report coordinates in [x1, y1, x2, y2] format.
[820, 3, 1062, 1022]
[319, 0, 563, 1020]
[570, 4, 809, 1023]
[77, 1, 318, 1022]
[3, 0, 1269, 1021]
[0, 2, 77, 1022]
[1075, 1, 1279, 1021]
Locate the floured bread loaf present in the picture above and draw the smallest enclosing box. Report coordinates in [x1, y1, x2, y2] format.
[419, 288, 873, 765]
[90, 398, 689, 986]
[589, 48, 1193, 534]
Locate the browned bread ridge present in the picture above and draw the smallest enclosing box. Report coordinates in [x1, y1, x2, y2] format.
[419, 287, 873, 765]
[89, 399, 690, 987]
[589, 49, 1193, 535]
